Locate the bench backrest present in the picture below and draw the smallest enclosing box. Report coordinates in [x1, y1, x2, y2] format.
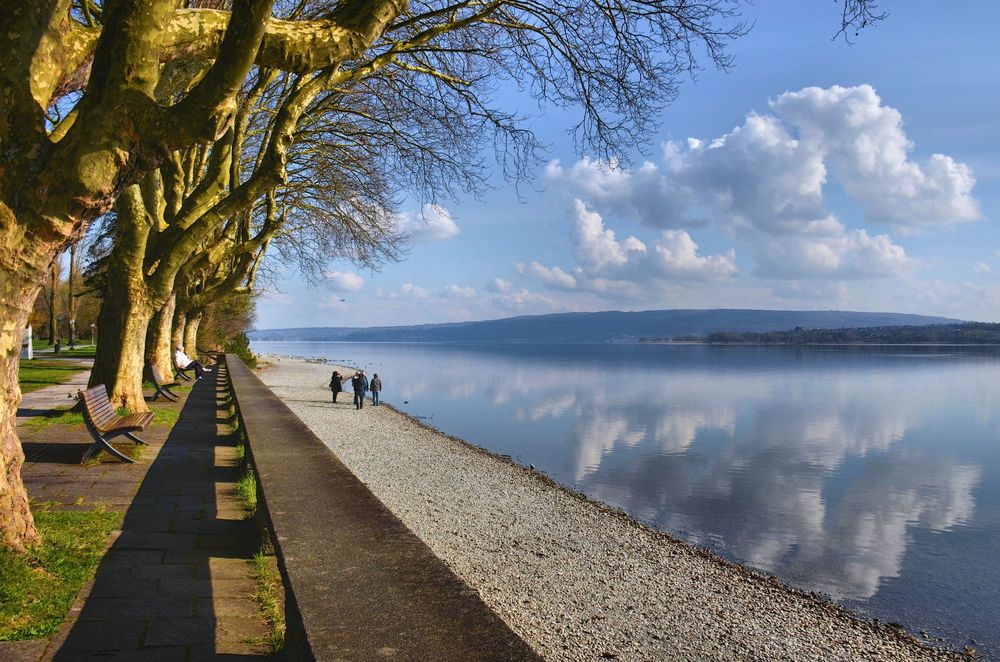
[79, 385, 118, 432]
[150, 364, 170, 386]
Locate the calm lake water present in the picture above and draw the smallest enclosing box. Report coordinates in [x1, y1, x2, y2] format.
[254, 341, 1000, 658]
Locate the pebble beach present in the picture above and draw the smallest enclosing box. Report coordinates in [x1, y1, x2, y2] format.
[259, 355, 970, 662]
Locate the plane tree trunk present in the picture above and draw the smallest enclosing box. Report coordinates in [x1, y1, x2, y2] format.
[145, 293, 176, 381]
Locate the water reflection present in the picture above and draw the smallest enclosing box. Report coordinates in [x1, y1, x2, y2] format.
[256, 342, 999, 655]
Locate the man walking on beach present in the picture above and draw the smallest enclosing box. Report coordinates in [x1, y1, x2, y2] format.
[370, 373, 382, 406]
[351, 371, 369, 410]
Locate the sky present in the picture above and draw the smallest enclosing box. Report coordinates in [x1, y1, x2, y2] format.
[256, 1, 1000, 330]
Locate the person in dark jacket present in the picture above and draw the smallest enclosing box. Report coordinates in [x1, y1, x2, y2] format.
[351, 371, 369, 410]
[329, 371, 344, 403]
[370, 373, 382, 406]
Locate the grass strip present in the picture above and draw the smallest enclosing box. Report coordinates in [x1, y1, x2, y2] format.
[18, 361, 86, 394]
[251, 551, 285, 652]
[0, 503, 123, 640]
[236, 469, 257, 515]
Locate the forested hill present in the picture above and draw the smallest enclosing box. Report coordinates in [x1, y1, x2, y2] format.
[248, 309, 962, 344]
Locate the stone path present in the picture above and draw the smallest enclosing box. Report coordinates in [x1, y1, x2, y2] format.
[4, 362, 273, 660]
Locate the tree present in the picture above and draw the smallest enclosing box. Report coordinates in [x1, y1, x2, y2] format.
[0, 0, 882, 553]
[0, 0, 415, 551]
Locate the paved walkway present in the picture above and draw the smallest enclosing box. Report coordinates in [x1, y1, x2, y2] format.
[4, 362, 273, 660]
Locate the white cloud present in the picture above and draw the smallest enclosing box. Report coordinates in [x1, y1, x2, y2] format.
[486, 277, 513, 293]
[442, 284, 477, 299]
[545, 84, 976, 282]
[394, 203, 460, 242]
[323, 270, 365, 291]
[771, 85, 979, 229]
[526, 261, 578, 290]
[384, 282, 429, 300]
[653, 230, 739, 280]
[974, 261, 992, 276]
[490, 288, 566, 313]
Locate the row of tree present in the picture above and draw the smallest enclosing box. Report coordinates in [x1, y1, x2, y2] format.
[0, 0, 883, 552]
[701, 323, 1000, 345]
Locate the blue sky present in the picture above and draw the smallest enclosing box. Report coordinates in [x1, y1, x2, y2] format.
[257, 1, 1000, 329]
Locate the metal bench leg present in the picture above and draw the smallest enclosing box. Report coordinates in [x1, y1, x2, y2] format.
[153, 385, 178, 402]
[124, 432, 148, 445]
[82, 437, 135, 464]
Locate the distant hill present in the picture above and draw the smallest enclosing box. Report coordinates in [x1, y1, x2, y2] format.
[248, 309, 964, 344]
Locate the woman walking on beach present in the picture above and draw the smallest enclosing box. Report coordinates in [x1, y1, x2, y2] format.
[329, 371, 345, 403]
[370, 373, 382, 406]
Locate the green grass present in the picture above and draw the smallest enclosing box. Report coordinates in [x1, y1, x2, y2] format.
[21, 408, 84, 433]
[235, 442, 246, 464]
[0, 502, 123, 640]
[48, 345, 96, 359]
[236, 469, 257, 515]
[249, 550, 285, 652]
[150, 406, 179, 427]
[18, 360, 86, 393]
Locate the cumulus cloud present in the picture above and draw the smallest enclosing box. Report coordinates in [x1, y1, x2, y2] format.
[545, 84, 977, 282]
[394, 203, 460, 242]
[526, 201, 738, 294]
[974, 262, 992, 276]
[323, 270, 365, 291]
[442, 284, 477, 299]
[486, 277, 513, 294]
[525, 262, 578, 290]
[383, 282, 430, 300]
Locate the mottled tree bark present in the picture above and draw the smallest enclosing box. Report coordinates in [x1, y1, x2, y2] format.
[171, 309, 187, 361]
[145, 293, 176, 381]
[184, 309, 202, 355]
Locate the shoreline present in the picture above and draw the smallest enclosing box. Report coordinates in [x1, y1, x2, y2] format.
[257, 354, 970, 661]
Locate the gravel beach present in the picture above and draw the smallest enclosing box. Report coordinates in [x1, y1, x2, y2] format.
[259, 356, 969, 661]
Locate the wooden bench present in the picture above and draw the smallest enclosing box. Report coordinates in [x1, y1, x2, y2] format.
[78, 385, 154, 464]
[150, 364, 180, 402]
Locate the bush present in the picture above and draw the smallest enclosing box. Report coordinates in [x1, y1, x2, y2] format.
[224, 332, 258, 369]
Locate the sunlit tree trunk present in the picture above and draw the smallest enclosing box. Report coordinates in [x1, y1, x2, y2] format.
[47, 259, 58, 345]
[0, 213, 61, 551]
[145, 292, 176, 381]
[89, 186, 155, 413]
[68, 243, 77, 347]
[171, 309, 187, 360]
[184, 309, 203, 355]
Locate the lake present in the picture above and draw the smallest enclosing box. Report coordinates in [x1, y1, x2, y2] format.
[253, 341, 1000, 658]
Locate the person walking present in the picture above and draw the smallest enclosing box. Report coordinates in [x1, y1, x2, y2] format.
[370, 373, 382, 406]
[329, 370, 344, 403]
[351, 371, 369, 410]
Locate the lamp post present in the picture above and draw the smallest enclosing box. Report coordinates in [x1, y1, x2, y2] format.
[90, 323, 96, 347]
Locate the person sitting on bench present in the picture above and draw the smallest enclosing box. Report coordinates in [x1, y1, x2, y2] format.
[175, 345, 211, 380]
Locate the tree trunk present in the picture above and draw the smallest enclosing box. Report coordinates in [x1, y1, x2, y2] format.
[0, 249, 50, 552]
[48, 259, 57, 345]
[145, 293, 176, 381]
[184, 309, 202, 356]
[68, 244, 77, 347]
[171, 309, 187, 360]
[89, 238, 155, 413]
